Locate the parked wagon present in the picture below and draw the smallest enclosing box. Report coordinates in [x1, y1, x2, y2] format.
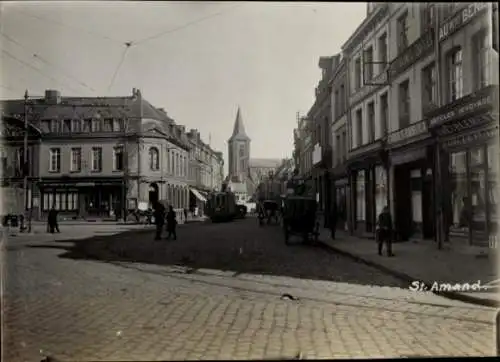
[282, 196, 319, 245]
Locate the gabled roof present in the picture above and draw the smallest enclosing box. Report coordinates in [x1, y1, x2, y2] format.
[228, 106, 250, 142]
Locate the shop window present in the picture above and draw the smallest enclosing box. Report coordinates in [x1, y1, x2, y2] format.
[356, 170, 366, 222]
[449, 151, 468, 235]
[470, 147, 487, 242]
[447, 47, 463, 102]
[375, 166, 388, 218]
[487, 144, 498, 235]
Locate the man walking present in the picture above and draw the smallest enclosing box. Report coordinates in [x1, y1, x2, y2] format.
[377, 206, 394, 256]
[153, 201, 165, 241]
[166, 205, 177, 240]
[47, 205, 60, 233]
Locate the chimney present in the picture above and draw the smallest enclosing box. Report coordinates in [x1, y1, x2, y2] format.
[45, 90, 61, 104]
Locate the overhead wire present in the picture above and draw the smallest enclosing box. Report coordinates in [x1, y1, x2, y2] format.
[0, 31, 96, 93]
[15, 9, 124, 45]
[1, 49, 82, 95]
[131, 2, 246, 47]
[107, 43, 132, 92]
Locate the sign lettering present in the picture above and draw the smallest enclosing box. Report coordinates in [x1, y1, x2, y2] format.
[428, 93, 493, 128]
[439, 3, 489, 42]
[444, 127, 499, 148]
[389, 30, 434, 79]
[388, 120, 428, 144]
[437, 115, 492, 136]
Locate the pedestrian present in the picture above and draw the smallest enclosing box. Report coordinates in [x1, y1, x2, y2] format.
[153, 202, 165, 241]
[47, 205, 60, 233]
[166, 205, 177, 240]
[183, 208, 188, 222]
[329, 204, 338, 240]
[377, 206, 394, 257]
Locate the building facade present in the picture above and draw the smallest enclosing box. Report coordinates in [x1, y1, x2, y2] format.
[187, 129, 225, 214]
[428, 3, 499, 246]
[343, 3, 391, 237]
[1, 88, 222, 221]
[309, 56, 337, 226]
[330, 55, 350, 231]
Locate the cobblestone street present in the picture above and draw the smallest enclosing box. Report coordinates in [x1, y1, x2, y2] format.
[2, 218, 497, 361]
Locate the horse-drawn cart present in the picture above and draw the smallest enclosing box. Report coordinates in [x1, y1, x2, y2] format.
[282, 196, 319, 245]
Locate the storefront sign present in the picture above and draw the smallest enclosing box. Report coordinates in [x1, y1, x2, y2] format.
[428, 91, 494, 128]
[439, 3, 489, 42]
[389, 30, 434, 80]
[443, 127, 499, 148]
[390, 147, 427, 166]
[436, 115, 493, 136]
[387, 120, 428, 145]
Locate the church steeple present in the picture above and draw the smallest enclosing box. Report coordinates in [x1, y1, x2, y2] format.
[229, 106, 250, 142]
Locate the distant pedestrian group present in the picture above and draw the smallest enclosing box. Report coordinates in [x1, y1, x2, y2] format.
[153, 201, 177, 241]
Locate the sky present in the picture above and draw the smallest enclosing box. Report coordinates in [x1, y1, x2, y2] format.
[1, 1, 367, 172]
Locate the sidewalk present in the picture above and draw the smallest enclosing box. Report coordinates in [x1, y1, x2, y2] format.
[316, 227, 499, 308]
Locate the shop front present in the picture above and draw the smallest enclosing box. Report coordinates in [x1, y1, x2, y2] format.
[39, 177, 124, 219]
[346, 140, 388, 236]
[387, 119, 436, 241]
[428, 85, 499, 246]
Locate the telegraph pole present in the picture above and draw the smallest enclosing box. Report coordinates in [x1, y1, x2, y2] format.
[23, 90, 31, 232]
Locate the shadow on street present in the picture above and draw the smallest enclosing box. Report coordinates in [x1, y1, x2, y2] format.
[26, 217, 405, 288]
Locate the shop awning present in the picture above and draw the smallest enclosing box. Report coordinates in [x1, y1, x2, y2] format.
[190, 188, 207, 202]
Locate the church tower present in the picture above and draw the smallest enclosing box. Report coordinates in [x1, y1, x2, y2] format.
[227, 106, 251, 182]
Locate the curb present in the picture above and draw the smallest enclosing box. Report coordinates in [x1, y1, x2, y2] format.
[317, 238, 500, 308]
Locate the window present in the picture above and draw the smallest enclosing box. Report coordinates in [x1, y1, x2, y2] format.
[354, 57, 362, 90]
[380, 93, 389, 136]
[91, 119, 100, 132]
[43, 191, 78, 211]
[378, 33, 388, 64]
[367, 102, 375, 143]
[447, 48, 463, 102]
[340, 84, 345, 114]
[70, 148, 81, 172]
[356, 109, 363, 147]
[103, 119, 113, 132]
[63, 120, 71, 133]
[398, 80, 410, 127]
[91, 147, 102, 172]
[334, 90, 339, 119]
[49, 148, 61, 172]
[50, 120, 59, 133]
[71, 119, 81, 132]
[364, 46, 374, 82]
[41, 120, 50, 133]
[113, 146, 124, 171]
[422, 62, 437, 113]
[149, 147, 159, 171]
[239, 145, 245, 157]
[336, 134, 341, 165]
[421, 4, 435, 32]
[441, 4, 456, 21]
[397, 12, 409, 54]
[176, 153, 180, 175]
[113, 119, 123, 132]
[473, 29, 490, 91]
[342, 130, 347, 161]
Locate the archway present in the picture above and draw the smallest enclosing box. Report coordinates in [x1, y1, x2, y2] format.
[149, 183, 159, 205]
